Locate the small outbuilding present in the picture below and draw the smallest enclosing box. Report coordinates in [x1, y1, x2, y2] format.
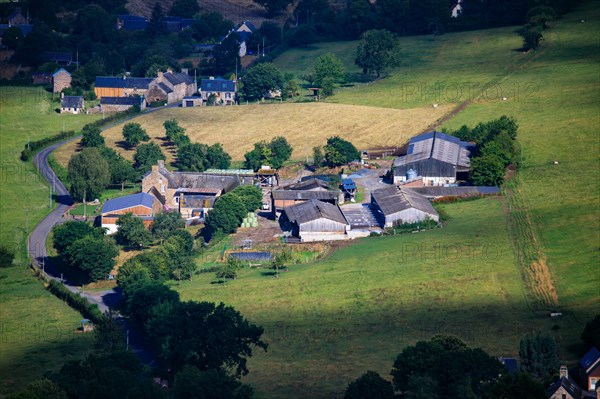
[371, 185, 439, 228]
[101, 192, 162, 234]
[100, 96, 147, 113]
[282, 199, 349, 242]
[52, 68, 72, 93]
[60, 95, 84, 114]
[182, 96, 202, 107]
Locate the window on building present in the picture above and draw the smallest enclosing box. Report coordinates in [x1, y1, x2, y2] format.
[161, 184, 165, 193]
[174, 196, 180, 204]
[562, 394, 566, 399]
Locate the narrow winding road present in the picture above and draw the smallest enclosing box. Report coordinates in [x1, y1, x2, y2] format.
[26, 107, 174, 366]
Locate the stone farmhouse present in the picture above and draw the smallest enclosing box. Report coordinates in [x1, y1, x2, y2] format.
[200, 77, 237, 105]
[52, 68, 71, 93]
[393, 131, 475, 186]
[60, 95, 84, 114]
[142, 161, 251, 220]
[147, 68, 197, 105]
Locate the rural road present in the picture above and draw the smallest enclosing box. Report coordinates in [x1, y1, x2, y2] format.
[27, 106, 174, 366]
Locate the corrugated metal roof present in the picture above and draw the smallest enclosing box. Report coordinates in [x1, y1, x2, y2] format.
[342, 178, 356, 190]
[284, 200, 347, 225]
[272, 190, 339, 201]
[100, 96, 143, 105]
[394, 131, 474, 168]
[95, 76, 153, 89]
[229, 252, 272, 262]
[102, 193, 155, 214]
[372, 186, 438, 217]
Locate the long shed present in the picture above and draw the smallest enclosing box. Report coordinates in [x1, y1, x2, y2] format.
[101, 192, 162, 234]
[282, 200, 349, 242]
[371, 186, 439, 228]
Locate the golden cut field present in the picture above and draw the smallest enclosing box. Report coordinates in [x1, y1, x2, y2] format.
[53, 102, 453, 166]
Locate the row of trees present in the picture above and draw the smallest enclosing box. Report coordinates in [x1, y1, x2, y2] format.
[243, 136, 293, 171]
[445, 116, 518, 186]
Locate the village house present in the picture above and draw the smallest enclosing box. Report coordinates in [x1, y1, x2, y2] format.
[8, 7, 28, 26]
[101, 192, 162, 234]
[100, 96, 146, 113]
[281, 199, 350, 242]
[142, 161, 249, 220]
[393, 131, 475, 186]
[60, 95, 84, 114]
[235, 20, 256, 57]
[200, 77, 237, 105]
[94, 76, 154, 100]
[147, 68, 197, 105]
[371, 185, 439, 228]
[52, 68, 71, 93]
[580, 347, 600, 392]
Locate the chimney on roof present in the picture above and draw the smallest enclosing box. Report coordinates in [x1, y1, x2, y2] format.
[61, 92, 64, 98]
[181, 68, 189, 75]
[158, 160, 164, 168]
[166, 67, 173, 74]
[157, 71, 163, 79]
[559, 365, 568, 379]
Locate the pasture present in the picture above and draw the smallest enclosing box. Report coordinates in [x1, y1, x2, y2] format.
[53, 102, 453, 166]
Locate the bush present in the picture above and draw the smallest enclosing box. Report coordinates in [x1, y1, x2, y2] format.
[46, 280, 103, 324]
[0, 246, 15, 267]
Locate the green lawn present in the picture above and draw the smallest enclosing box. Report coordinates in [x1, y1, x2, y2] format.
[0, 87, 99, 395]
[274, 41, 362, 77]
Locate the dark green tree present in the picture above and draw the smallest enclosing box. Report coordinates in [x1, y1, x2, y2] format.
[163, 119, 189, 147]
[312, 53, 345, 86]
[67, 148, 110, 202]
[469, 154, 505, 186]
[9, 379, 67, 399]
[0, 246, 15, 268]
[177, 142, 209, 171]
[122, 123, 150, 147]
[98, 146, 137, 190]
[126, 282, 180, 326]
[243, 141, 272, 171]
[355, 29, 399, 78]
[581, 315, 600, 350]
[519, 25, 543, 50]
[240, 63, 284, 100]
[324, 136, 360, 166]
[405, 375, 439, 399]
[205, 193, 246, 234]
[216, 257, 240, 282]
[74, 4, 115, 43]
[231, 185, 263, 213]
[191, 12, 234, 42]
[268, 136, 293, 169]
[146, 2, 166, 37]
[145, 300, 267, 374]
[206, 143, 232, 169]
[80, 125, 104, 148]
[312, 146, 324, 167]
[344, 371, 394, 399]
[213, 34, 240, 75]
[66, 235, 119, 282]
[134, 142, 166, 172]
[320, 76, 335, 97]
[519, 334, 560, 383]
[115, 213, 153, 248]
[482, 372, 546, 399]
[172, 366, 253, 399]
[243, 137, 293, 170]
[169, 0, 200, 18]
[152, 211, 186, 242]
[2, 26, 23, 50]
[52, 221, 100, 256]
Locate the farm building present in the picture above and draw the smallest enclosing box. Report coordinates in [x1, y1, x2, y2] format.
[409, 185, 500, 200]
[392, 131, 475, 186]
[45, 52, 75, 67]
[101, 192, 162, 234]
[100, 96, 146, 113]
[52, 68, 71, 93]
[60, 95, 84, 114]
[271, 188, 343, 216]
[341, 178, 357, 200]
[116, 14, 148, 31]
[282, 200, 350, 242]
[579, 347, 600, 392]
[371, 185, 439, 228]
[200, 77, 237, 105]
[182, 96, 202, 107]
[94, 76, 153, 99]
[142, 161, 248, 220]
[32, 72, 52, 85]
[146, 68, 197, 105]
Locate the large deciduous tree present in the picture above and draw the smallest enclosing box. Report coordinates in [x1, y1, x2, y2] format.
[81, 125, 105, 148]
[240, 63, 284, 101]
[519, 334, 560, 383]
[324, 136, 360, 166]
[66, 235, 119, 282]
[122, 123, 150, 147]
[115, 213, 153, 249]
[169, 0, 200, 18]
[344, 371, 394, 399]
[134, 142, 166, 172]
[205, 193, 246, 235]
[98, 146, 137, 190]
[312, 53, 345, 87]
[67, 147, 110, 202]
[243, 136, 293, 170]
[355, 29, 399, 78]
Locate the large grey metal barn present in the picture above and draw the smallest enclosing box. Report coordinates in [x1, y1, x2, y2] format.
[371, 186, 439, 228]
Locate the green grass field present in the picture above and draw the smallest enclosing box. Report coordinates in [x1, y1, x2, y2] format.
[177, 3, 600, 397]
[0, 87, 99, 395]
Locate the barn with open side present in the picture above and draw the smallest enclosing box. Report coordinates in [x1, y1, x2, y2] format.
[101, 192, 162, 234]
[282, 199, 350, 242]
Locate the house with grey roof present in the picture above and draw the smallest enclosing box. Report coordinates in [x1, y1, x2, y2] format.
[393, 131, 475, 186]
[147, 68, 197, 105]
[100, 96, 146, 113]
[371, 185, 439, 228]
[60, 95, 84, 114]
[282, 199, 350, 242]
[200, 77, 237, 105]
[142, 161, 249, 220]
